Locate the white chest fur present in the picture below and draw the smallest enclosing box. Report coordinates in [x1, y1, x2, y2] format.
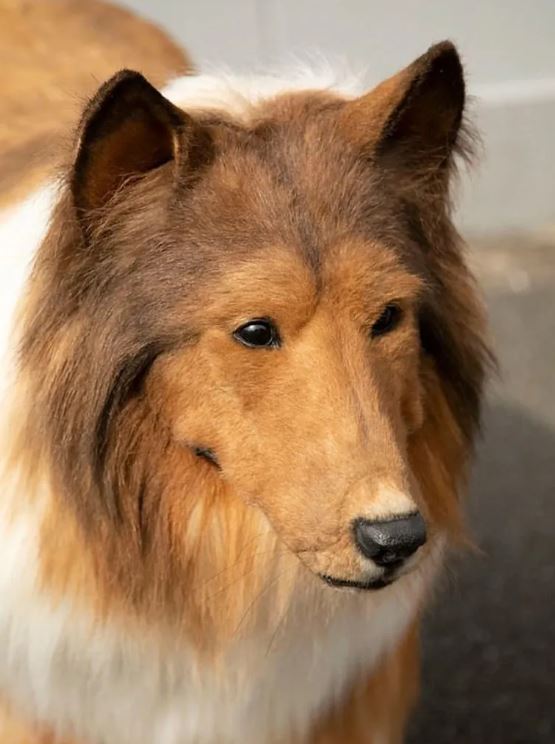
[0, 186, 56, 389]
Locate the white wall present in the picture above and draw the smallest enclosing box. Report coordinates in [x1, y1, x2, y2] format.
[121, 0, 555, 234]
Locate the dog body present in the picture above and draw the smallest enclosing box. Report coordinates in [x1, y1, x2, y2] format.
[0, 11, 489, 743]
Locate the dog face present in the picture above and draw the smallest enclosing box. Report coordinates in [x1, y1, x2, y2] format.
[154, 234, 425, 588]
[19, 44, 489, 629]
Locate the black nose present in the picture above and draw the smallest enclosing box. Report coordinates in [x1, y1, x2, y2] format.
[353, 513, 427, 567]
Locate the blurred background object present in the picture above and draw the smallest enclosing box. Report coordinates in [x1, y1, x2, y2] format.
[3, 1, 553, 741]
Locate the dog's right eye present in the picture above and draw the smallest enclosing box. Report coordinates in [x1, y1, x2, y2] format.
[233, 319, 280, 348]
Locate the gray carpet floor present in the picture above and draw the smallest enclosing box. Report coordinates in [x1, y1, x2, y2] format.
[409, 236, 555, 743]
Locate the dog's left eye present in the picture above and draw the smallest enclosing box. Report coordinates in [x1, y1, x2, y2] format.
[371, 303, 402, 338]
[233, 319, 280, 348]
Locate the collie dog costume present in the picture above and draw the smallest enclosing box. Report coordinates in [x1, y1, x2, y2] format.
[0, 5, 490, 741]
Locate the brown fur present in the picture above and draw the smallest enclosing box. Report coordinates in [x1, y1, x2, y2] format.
[5, 36, 491, 743]
[0, 0, 191, 207]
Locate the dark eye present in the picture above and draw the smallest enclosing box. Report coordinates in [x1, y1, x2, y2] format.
[371, 303, 402, 338]
[233, 318, 280, 348]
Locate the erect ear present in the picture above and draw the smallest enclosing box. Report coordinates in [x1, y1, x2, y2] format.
[341, 41, 466, 170]
[72, 70, 192, 214]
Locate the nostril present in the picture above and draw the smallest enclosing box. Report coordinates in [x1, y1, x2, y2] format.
[353, 513, 427, 567]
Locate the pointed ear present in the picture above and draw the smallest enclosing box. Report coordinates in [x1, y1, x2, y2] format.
[72, 70, 191, 213]
[341, 42, 466, 170]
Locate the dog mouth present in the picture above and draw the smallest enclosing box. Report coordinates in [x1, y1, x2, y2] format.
[320, 572, 398, 591]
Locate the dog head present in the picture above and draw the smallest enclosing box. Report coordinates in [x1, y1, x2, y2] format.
[20, 42, 489, 634]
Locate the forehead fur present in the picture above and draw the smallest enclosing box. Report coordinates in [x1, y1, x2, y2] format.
[42, 89, 428, 341]
[180, 91, 424, 271]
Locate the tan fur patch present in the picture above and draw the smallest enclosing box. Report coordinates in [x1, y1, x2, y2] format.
[0, 699, 78, 744]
